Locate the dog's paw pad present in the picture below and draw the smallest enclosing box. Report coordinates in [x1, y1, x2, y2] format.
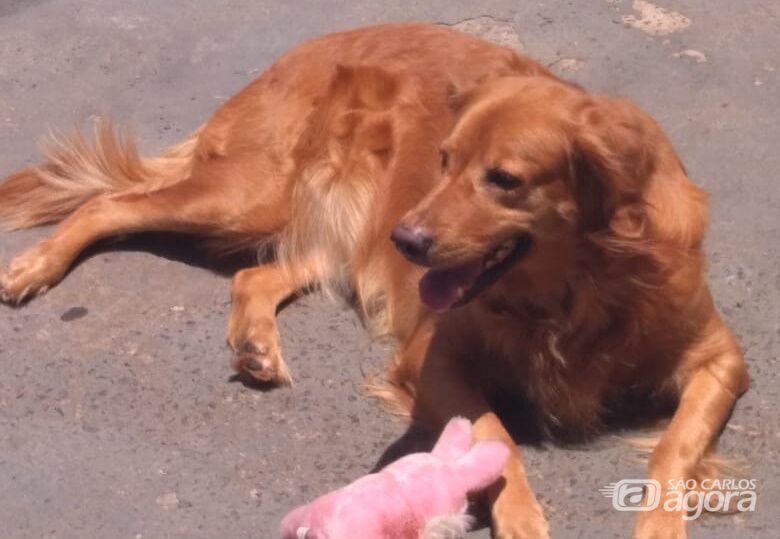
[231, 340, 292, 386]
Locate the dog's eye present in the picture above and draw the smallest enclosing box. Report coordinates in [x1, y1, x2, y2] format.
[485, 168, 523, 190]
[440, 150, 449, 172]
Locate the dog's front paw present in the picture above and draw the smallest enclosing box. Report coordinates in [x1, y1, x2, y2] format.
[230, 337, 292, 386]
[1, 242, 66, 305]
[492, 494, 550, 539]
[634, 510, 687, 539]
[227, 311, 291, 386]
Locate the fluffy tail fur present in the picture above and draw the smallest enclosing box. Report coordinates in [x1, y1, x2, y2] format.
[0, 119, 200, 230]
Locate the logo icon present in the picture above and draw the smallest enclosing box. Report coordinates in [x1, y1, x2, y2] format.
[600, 479, 661, 511]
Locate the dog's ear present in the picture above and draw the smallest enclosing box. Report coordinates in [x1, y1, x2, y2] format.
[569, 96, 656, 234]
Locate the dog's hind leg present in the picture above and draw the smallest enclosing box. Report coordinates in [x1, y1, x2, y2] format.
[227, 258, 318, 385]
[0, 170, 290, 304]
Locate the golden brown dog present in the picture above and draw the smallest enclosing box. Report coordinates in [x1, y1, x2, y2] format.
[0, 23, 748, 539]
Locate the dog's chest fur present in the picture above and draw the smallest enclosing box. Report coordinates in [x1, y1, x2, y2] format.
[455, 302, 633, 440]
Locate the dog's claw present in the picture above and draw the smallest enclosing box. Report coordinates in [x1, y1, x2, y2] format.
[0, 274, 21, 306]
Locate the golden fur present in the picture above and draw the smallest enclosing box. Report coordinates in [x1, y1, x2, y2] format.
[0, 23, 748, 539]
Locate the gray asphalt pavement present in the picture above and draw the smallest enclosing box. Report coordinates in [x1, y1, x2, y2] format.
[0, 1, 777, 538]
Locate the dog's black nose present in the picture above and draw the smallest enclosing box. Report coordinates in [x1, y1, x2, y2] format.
[391, 224, 433, 263]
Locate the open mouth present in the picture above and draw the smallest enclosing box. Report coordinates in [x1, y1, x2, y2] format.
[419, 235, 533, 312]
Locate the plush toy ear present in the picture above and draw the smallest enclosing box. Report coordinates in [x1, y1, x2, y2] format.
[283, 525, 326, 539]
[455, 440, 510, 494]
[296, 527, 328, 539]
[280, 506, 313, 539]
[431, 417, 473, 462]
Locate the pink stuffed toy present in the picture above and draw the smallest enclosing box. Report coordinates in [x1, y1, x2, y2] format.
[280, 417, 510, 539]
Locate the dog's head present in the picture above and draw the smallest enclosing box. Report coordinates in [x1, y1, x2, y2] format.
[391, 76, 686, 312]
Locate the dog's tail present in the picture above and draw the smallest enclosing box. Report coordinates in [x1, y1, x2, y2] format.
[0, 120, 200, 230]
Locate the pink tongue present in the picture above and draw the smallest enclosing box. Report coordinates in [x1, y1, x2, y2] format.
[419, 261, 482, 312]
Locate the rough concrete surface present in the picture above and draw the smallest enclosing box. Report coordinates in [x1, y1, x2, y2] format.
[0, 1, 777, 538]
